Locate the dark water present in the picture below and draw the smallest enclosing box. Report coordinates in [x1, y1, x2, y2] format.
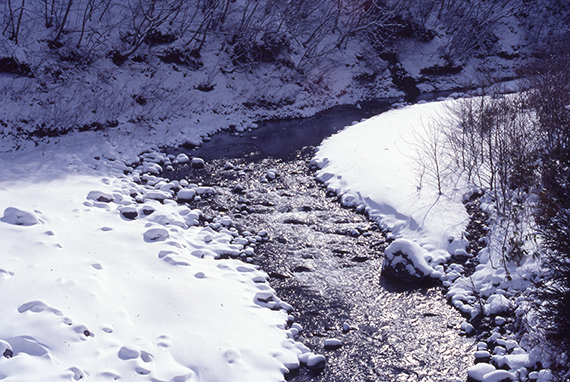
[189, 101, 389, 161]
[163, 95, 475, 381]
[188, 92, 457, 162]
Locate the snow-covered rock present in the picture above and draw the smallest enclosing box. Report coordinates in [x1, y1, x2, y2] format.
[484, 294, 513, 316]
[298, 352, 326, 370]
[481, 370, 516, 382]
[177, 189, 196, 201]
[382, 239, 441, 282]
[142, 162, 163, 175]
[119, 206, 138, 220]
[467, 363, 496, 381]
[143, 228, 170, 242]
[86, 190, 114, 203]
[192, 157, 205, 168]
[175, 153, 190, 164]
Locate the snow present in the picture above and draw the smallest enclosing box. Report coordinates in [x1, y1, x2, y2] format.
[0, 135, 306, 381]
[0, 74, 558, 380]
[1, 207, 39, 226]
[314, 100, 470, 275]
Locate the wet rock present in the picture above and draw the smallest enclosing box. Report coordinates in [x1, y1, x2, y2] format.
[461, 321, 476, 336]
[283, 218, 308, 225]
[266, 169, 278, 180]
[349, 228, 360, 237]
[268, 272, 289, 280]
[232, 184, 245, 194]
[324, 338, 342, 350]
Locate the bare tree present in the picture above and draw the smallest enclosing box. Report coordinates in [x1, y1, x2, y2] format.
[3, 0, 26, 43]
[119, 0, 185, 57]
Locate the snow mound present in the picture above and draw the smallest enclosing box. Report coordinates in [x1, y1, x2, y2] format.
[1, 207, 39, 226]
[481, 370, 516, 382]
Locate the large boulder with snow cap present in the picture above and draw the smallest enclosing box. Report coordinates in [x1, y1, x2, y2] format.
[382, 239, 440, 283]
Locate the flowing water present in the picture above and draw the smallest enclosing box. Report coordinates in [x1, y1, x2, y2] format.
[163, 97, 475, 381]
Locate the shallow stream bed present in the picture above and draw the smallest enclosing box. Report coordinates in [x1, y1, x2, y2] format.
[163, 98, 475, 381]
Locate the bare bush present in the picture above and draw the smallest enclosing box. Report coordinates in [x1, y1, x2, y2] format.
[444, 94, 540, 211]
[411, 119, 453, 195]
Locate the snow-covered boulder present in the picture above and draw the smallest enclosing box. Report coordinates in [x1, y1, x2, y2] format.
[143, 228, 169, 242]
[86, 190, 114, 203]
[141, 162, 162, 175]
[382, 239, 441, 283]
[119, 206, 138, 220]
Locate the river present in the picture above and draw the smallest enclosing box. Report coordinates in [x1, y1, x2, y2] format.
[163, 96, 475, 381]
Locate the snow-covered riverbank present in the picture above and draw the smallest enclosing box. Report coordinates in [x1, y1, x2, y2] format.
[0, 129, 320, 381]
[313, 99, 559, 382]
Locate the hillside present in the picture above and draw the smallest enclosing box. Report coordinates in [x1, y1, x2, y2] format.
[1, 0, 568, 150]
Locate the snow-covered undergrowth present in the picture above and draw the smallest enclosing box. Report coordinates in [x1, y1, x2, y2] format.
[0, 131, 316, 381]
[313, 98, 560, 381]
[0, 0, 540, 153]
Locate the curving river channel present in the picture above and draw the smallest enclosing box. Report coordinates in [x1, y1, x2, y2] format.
[163, 97, 475, 382]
